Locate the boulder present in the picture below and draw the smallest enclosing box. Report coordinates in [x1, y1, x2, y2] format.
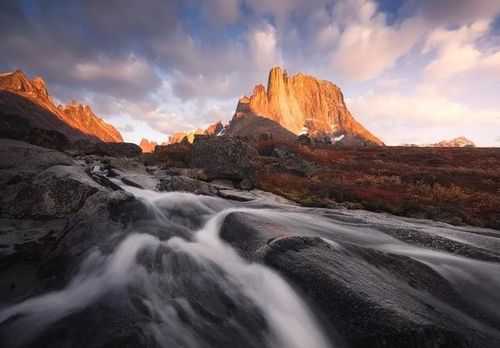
[3, 165, 101, 218]
[157, 175, 217, 196]
[71, 140, 142, 157]
[191, 136, 258, 186]
[0, 113, 71, 151]
[271, 146, 316, 176]
[153, 142, 193, 167]
[0, 139, 73, 174]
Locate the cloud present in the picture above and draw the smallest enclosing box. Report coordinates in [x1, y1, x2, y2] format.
[406, 0, 500, 26]
[118, 124, 135, 133]
[248, 24, 283, 70]
[203, 0, 240, 24]
[1, 0, 499, 145]
[349, 87, 500, 145]
[308, 0, 426, 81]
[423, 20, 491, 80]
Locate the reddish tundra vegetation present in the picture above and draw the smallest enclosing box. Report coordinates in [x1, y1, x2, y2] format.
[254, 141, 500, 229]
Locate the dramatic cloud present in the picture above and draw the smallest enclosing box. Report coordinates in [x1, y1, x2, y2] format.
[423, 20, 491, 80]
[0, 0, 499, 145]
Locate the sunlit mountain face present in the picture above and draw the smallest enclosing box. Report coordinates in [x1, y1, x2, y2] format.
[1, 0, 499, 146]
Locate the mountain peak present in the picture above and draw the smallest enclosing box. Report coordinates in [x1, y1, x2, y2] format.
[0, 70, 123, 143]
[234, 67, 384, 145]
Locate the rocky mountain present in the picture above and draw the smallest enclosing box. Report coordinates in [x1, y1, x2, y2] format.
[169, 121, 224, 144]
[58, 102, 123, 142]
[235, 67, 384, 146]
[139, 138, 158, 153]
[432, 136, 476, 148]
[0, 70, 122, 142]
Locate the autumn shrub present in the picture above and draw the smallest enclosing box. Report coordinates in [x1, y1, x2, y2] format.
[414, 182, 470, 202]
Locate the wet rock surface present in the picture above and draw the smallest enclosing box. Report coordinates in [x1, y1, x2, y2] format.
[219, 211, 500, 348]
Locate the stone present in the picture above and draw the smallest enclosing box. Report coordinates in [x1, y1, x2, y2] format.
[71, 140, 142, 157]
[153, 142, 193, 167]
[224, 113, 296, 144]
[218, 212, 500, 348]
[157, 175, 218, 196]
[191, 136, 258, 184]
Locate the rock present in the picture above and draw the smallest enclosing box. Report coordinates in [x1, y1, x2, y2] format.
[0, 140, 116, 304]
[224, 113, 297, 144]
[270, 146, 316, 176]
[218, 212, 500, 348]
[239, 178, 254, 190]
[217, 189, 258, 202]
[0, 139, 73, 174]
[261, 236, 497, 348]
[205, 121, 224, 136]
[297, 134, 312, 145]
[0, 113, 71, 151]
[191, 136, 258, 184]
[234, 66, 383, 146]
[26, 127, 71, 151]
[71, 140, 142, 157]
[153, 142, 193, 167]
[219, 212, 292, 259]
[3, 165, 101, 218]
[158, 175, 218, 196]
[162, 167, 208, 181]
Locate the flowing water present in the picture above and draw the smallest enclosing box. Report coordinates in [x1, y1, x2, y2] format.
[1, 184, 500, 347]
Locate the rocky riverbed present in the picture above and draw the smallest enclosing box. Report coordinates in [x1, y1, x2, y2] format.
[1, 138, 500, 348]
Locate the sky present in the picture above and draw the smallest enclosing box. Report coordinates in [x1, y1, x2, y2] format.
[1, 0, 500, 146]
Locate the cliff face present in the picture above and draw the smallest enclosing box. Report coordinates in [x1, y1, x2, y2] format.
[139, 138, 158, 153]
[235, 67, 383, 145]
[58, 102, 123, 142]
[0, 70, 123, 142]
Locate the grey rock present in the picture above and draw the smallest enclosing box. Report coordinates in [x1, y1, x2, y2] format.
[158, 175, 218, 196]
[70, 140, 142, 157]
[219, 212, 500, 348]
[191, 136, 258, 184]
[3, 165, 101, 219]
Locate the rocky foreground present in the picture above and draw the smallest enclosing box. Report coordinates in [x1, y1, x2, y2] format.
[1, 137, 500, 348]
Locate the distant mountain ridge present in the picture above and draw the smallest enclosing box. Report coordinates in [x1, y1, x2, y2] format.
[168, 121, 224, 144]
[431, 136, 475, 148]
[139, 138, 157, 153]
[0, 70, 122, 142]
[403, 137, 476, 148]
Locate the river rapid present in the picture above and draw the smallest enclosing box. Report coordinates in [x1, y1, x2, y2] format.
[1, 183, 500, 348]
